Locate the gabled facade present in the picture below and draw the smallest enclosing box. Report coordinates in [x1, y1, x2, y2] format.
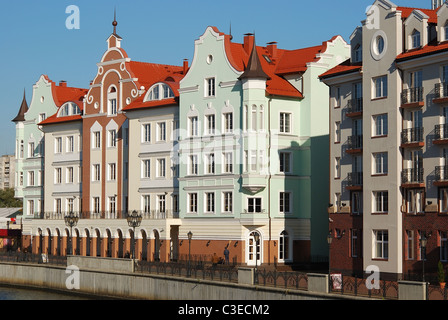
[178, 26, 349, 265]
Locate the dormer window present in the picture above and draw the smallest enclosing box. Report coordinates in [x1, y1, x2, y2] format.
[411, 30, 421, 49]
[145, 83, 174, 102]
[107, 86, 117, 115]
[59, 102, 81, 117]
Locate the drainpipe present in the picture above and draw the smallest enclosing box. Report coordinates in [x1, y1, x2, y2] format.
[268, 97, 272, 265]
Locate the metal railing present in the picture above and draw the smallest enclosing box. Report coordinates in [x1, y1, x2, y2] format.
[435, 166, 448, 181]
[402, 168, 424, 184]
[347, 135, 363, 150]
[435, 82, 448, 99]
[347, 172, 363, 187]
[401, 127, 424, 144]
[347, 98, 363, 114]
[401, 87, 424, 104]
[33, 210, 180, 221]
[435, 124, 448, 141]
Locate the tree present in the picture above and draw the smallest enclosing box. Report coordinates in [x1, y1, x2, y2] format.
[0, 188, 23, 208]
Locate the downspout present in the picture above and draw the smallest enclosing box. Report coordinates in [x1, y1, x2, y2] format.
[268, 96, 272, 265]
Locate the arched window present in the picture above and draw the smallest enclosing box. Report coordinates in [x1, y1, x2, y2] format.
[59, 102, 81, 117]
[107, 86, 117, 115]
[145, 83, 174, 102]
[411, 30, 421, 49]
[279, 231, 290, 261]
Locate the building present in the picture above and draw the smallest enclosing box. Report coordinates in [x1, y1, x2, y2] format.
[14, 18, 349, 266]
[0, 155, 15, 190]
[321, 0, 448, 279]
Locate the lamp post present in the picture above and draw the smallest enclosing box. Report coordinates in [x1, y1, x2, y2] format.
[187, 231, 193, 277]
[327, 232, 333, 292]
[64, 211, 79, 256]
[420, 235, 428, 283]
[254, 233, 260, 284]
[127, 210, 142, 271]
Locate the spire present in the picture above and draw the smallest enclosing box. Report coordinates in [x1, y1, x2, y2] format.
[12, 89, 29, 123]
[112, 8, 119, 36]
[229, 22, 233, 41]
[239, 35, 270, 80]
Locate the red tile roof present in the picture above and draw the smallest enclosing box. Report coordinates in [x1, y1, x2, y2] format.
[397, 7, 438, 24]
[319, 59, 362, 79]
[126, 61, 184, 92]
[396, 40, 448, 61]
[39, 100, 84, 126]
[51, 84, 88, 107]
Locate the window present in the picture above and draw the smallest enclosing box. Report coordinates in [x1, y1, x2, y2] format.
[146, 83, 174, 101]
[190, 117, 198, 137]
[108, 163, 116, 181]
[373, 191, 388, 213]
[28, 171, 35, 187]
[67, 167, 74, 184]
[190, 155, 198, 175]
[157, 122, 166, 141]
[143, 195, 151, 213]
[206, 153, 215, 174]
[374, 230, 389, 259]
[67, 198, 74, 213]
[93, 164, 100, 182]
[109, 196, 116, 214]
[279, 152, 291, 173]
[335, 122, 341, 143]
[108, 130, 117, 148]
[223, 192, 233, 213]
[142, 160, 151, 179]
[440, 188, 448, 213]
[280, 113, 291, 133]
[172, 194, 179, 213]
[223, 152, 233, 173]
[206, 78, 216, 97]
[206, 115, 215, 135]
[157, 158, 166, 178]
[334, 87, 341, 107]
[279, 231, 290, 261]
[224, 113, 233, 133]
[407, 189, 424, 214]
[252, 106, 257, 131]
[354, 44, 362, 62]
[205, 193, 215, 213]
[279, 192, 291, 213]
[28, 142, 35, 158]
[411, 30, 421, 49]
[373, 76, 388, 99]
[351, 191, 363, 215]
[376, 36, 385, 54]
[248, 197, 262, 213]
[27, 200, 34, 216]
[440, 231, 448, 262]
[373, 152, 388, 175]
[39, 113, 47, 123]
[55, 137, 62, 154]
[143, 124, 151, 143]
[55, 199, 62, 214]
[373, 114, 388, 137]
[93, 132, 101, 149]
[67, 136, 74, 153]
[158, 195, 166, 213]
[406, 230, 414, 260]
[250, 151, 257, 172]
[93, 197, 100, 214]
[108, 87, 117, 115]
[55, 168, 62, 184]
[335, 157, 341, 179]
[351, 229, 360, 258]
[189, 193, 198, 213]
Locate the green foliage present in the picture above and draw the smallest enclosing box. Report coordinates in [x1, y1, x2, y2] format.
[0, 188, 22, 208]
[438, 261, 446, 283]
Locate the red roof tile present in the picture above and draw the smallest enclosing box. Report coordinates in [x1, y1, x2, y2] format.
[397, 7, 438, 24]
[319, 59, 362, 79]
[51, 85, 88, 107]
[396, 40, 448, 61]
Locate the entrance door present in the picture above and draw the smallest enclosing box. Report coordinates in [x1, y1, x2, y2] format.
[247, 231, 262, 266]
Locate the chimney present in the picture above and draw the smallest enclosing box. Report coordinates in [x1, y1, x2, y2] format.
[267, 42, 278, 60]
[244, 33, 255, 55]
[59, 81, 67, 87]
[183, 59, 189, 75]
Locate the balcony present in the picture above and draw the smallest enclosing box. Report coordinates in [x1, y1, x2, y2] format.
[434, 83, 448, 104]
[434, 124, 448, 145]
[346, 135, 363, 154]
[401, 128, 424, 148]
[401, 87, 424, 108]
[346, 98, 363, 118]
[401, 168, 424, 188]
[347, 172, 363, 190]
[434, 165, 448, 187]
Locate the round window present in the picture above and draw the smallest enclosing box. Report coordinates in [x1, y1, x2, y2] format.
[376, 36, 385, 54]
[371, 30, 387, 61]
[207, 55, 213, 64]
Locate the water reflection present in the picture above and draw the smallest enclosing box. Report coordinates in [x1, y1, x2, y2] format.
[0, 286, 90, 300]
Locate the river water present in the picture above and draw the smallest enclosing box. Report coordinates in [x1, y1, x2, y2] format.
[0, 285, 91, 300]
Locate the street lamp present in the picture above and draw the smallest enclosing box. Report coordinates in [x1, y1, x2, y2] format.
[254, 233, 260, 284]
[64, 211, 79, 256]
[327, 232, 333, 292]
[187, 231, 193, 277]
[420, 235, 428, 283]
[127, 210, 142, 271]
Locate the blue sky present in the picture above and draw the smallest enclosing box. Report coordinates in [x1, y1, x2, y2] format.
[0, 0, 431, 155]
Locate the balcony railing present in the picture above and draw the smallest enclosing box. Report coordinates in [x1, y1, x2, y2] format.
[435, 166, 448, 182]
[401, 87, 424, 105]
[346, 98, 363, 115]
[435, 124, 448, 141]
[435, 82, 448, 99]
[32, 210, 180, 220]
[401, 127, 424, 145]
[347, 135, 363, 150]
[347, 172, 363, 187]
[401, 168, 424, 185]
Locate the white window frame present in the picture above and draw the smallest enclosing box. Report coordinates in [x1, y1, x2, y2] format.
[280, 112, 291, 133]
[373, 76, 388, 99]
[222, 192, 233, 213]
[279, 192, 292, 214]
[373, 152, 388, 175]
[373, 230, 389, 259]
